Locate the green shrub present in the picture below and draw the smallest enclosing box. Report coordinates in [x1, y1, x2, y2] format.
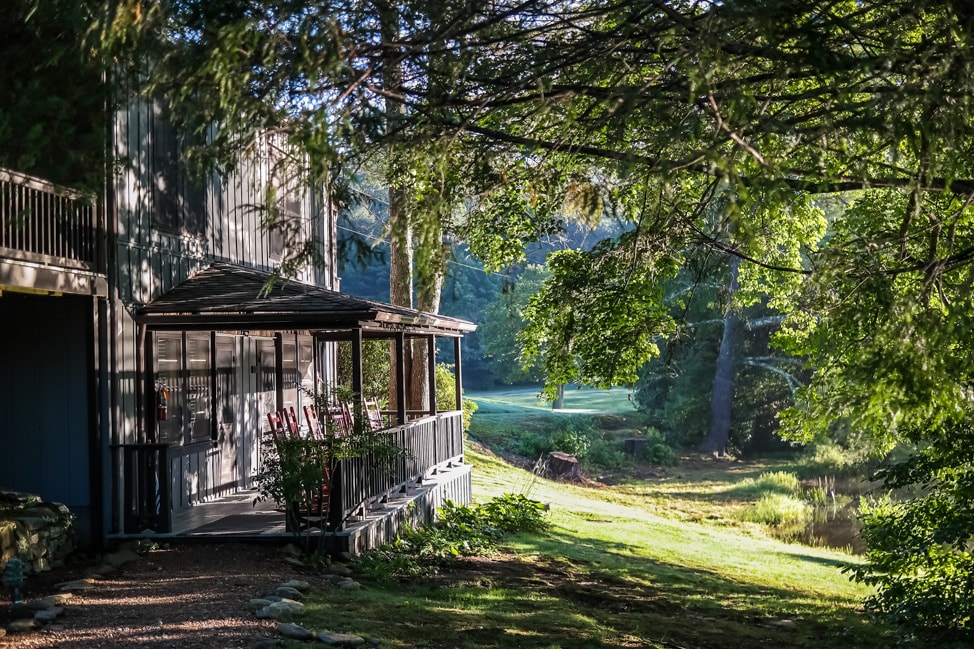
[516, 431, 552, 459]
[848, 422, 974, 639]
[356, 494, 550, 579]
[435, 364, 479, 430]
[551, 427, 591, 458]
[794, 442, 875, 479]
[478, 493, 551, 535]
[756, 471, 801, 493]
[641, 427, 678, 466]
[585, 437, 627, 469]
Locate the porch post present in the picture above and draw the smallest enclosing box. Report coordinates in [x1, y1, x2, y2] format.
[395, 332, 406, 425]
[87, 296, 105, 549]
[453, 337, 463, 411]
[143, 327, 155, 443]
[274, 332, 284, 411]
[351, 327, 364, 430]
[427, 334, 437, 416]
[312, 333, 321, 398]
[209, 331, 218, 442]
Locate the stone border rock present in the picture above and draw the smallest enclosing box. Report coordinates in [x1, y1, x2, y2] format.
[249, 560, 380, 646]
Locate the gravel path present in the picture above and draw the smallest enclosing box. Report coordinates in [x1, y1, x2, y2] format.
[1, 543, 300, 648]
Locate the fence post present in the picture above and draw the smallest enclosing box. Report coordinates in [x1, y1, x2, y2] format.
[328, 462, 343, 530]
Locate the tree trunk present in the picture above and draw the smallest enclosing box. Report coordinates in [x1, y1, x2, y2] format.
[552, 383, 565, 410]
[701, 256, 740, 456]
[381, 0, 413, 414]
[388, 185, 413, 412]
[410, 237, 448, 411]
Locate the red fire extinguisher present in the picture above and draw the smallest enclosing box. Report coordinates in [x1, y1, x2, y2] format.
[157, 386, 169, 421]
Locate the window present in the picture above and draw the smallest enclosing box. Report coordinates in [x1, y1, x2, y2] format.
[186, 333, 212, 443]
[298, 336, 315, 400]
[215, 336, 237, 442]
[258, 338, 277, 433]
[268, 195, 303, 261]
[282, 335, 298, 413]
[154, 333, 183, 445]
[153, 331, 213, 445]
[150, 97, 206, 236]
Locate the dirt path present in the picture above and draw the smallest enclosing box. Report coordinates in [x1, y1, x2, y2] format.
[1, 543, 301, 648]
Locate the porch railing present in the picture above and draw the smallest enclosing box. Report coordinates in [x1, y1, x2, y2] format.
[114, 411, 465, 534]
[113, 443, 172, 534]
[0, 167, 103, 271]
[330, 410, 465, 528]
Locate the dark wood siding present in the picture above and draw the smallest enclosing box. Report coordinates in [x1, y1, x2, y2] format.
[0, 293, 91, 507]
[109, 93, 335, 524]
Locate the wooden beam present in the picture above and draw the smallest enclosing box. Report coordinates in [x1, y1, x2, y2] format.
[143, 328, 155, 443]
[274, 332, 284, 412]
[395, 332, 406, 425]
[454, 337, 463, 412]
[209, 331, 218, 443]
[87, 296, 105, 549]
[351, 327, 363, 431]
[427, 334, 437, 416]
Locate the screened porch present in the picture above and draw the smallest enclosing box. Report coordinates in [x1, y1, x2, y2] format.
[112, 263, 475, 553]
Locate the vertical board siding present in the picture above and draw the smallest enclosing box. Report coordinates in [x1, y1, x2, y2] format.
[111, 94, 333, 528]
[0, 295, 92, 508]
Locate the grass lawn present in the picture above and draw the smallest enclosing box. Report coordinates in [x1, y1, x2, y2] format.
[294, 444, 897, 649]
[468, 386, 640, 416]
[466, 387, 649, 461]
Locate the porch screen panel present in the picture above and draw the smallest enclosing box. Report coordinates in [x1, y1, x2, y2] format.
[257, 338, 277, 432]
[298, 336, 315, 414]
[187, 333, 212, 443]
[215, 336, 236, 443]
[154, 333, 183, 444]
[282, 335, 298, 415]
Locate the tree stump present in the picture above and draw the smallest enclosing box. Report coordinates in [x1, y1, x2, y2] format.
[545, 451, 581, 482]
[623, 438, 648, 456]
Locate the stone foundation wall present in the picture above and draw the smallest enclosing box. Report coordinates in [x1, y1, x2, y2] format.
[0, 492, 75, 574]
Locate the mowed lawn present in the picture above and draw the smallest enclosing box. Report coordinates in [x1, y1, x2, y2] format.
[467, 386, 639, 415]
[295, 389, 896, 649]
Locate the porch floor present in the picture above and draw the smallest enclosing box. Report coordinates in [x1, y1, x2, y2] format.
[110, 462, 474, 555]
[177, 492, 287, 536]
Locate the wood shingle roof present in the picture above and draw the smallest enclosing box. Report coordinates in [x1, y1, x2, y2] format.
[135, 262, 476, 336]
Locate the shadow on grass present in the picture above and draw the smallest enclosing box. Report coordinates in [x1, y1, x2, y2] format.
[303, 531, 895, 649]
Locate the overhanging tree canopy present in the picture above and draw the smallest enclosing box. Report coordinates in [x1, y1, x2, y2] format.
[94, 3, 974, 630]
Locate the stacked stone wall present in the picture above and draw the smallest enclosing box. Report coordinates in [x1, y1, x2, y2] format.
[0, 492, 75, 574]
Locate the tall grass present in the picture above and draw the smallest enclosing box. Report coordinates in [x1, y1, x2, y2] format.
[733, 470, 802, 498]
[742, 493, 812, 528]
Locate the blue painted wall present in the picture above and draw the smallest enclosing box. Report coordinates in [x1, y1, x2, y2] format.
[0, 293, 91, 515]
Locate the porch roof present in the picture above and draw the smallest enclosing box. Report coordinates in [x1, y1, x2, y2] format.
[134, 262, 476, 336]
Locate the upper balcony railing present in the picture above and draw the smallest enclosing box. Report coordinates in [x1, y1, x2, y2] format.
[0, 167, 103, 272]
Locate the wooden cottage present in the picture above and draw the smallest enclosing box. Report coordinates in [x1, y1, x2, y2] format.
[0, 91, 475, 553]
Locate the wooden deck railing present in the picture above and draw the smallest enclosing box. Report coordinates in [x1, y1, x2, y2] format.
[113, 443, 172, 534]
[0, 167, 103, 271]
[330, 410, 465, 528]
[114, 412, 464, 534]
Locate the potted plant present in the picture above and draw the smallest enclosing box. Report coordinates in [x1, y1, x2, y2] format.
[254, 434, 329, 535]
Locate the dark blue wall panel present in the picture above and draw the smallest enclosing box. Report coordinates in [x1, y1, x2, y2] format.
[0, 292, 90, 508]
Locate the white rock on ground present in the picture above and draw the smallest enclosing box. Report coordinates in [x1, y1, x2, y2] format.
[33, 606, 63, 622]
[273, 586, 304, 600]
[55, 579, 94, 593]
[317, 630, 366, 646]
[276, 622, 314, 641]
